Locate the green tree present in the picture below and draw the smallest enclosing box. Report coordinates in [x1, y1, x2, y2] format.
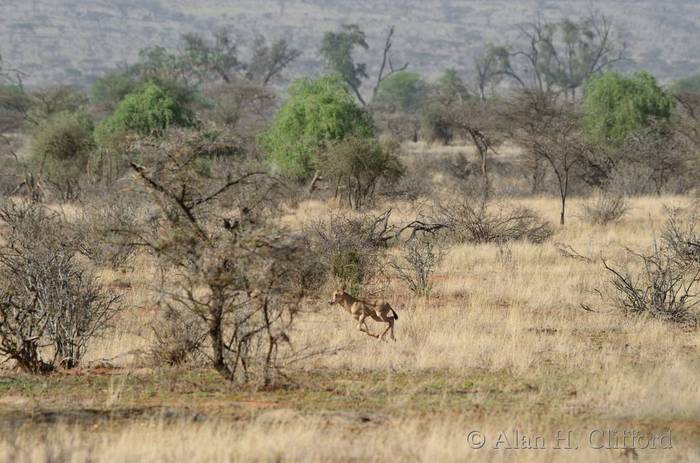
[177, 30, 243, 84]
[320, 25, 369, 105]
[259, 75, 373, 180]
[582, 71, 675, 147]
[373, 71, 427, 112]
[96, 83, 194, 147]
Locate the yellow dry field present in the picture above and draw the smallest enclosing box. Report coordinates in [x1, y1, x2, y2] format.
[1, 193, 699, 462]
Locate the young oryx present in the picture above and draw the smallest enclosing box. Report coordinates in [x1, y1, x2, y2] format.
[328, 288, 398, 341]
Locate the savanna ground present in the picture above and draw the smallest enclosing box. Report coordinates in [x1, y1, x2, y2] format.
[1, 144, 699, 463]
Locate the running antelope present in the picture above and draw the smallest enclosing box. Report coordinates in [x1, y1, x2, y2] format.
[328, 288, 398, 341]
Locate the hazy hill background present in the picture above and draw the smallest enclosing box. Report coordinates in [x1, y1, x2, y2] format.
[1, 0, 698, 88]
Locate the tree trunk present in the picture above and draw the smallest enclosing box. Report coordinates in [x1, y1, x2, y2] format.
[559, 178, 568, 225]
[560, 198, 566, 226]
[208, 290, 232, 379]
[307, 170, 321, 195]
[480, 150, 489, 200]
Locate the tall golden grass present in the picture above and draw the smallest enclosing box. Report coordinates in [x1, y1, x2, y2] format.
[2, 195, 699, 462]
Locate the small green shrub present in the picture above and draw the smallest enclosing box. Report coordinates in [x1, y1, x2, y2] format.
[96, 82, 194, 147]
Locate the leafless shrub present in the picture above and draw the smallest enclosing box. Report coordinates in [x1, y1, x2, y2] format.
[73, 197, 139, 270]
[619, 124, 691, 196]
[0, 135, 25, 197]
[304, 210, 393, 296]
[607, 162, 656, 196]
[378, 168, 430, 202]
[150, 306, 207, 366]
[391, 237, 444, 297]
[602, 246, 699, 326]
[662, 207, 700, 267]
[581, 190, 628, 225]
[437, 198, 553, 245]
[0, 201, 121, 372]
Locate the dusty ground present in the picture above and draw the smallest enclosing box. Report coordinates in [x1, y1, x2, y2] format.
[0, 194, 699, 462]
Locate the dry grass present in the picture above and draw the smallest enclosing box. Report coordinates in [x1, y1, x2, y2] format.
[1, 194, 699, 461]
[2, 416, 696, 463]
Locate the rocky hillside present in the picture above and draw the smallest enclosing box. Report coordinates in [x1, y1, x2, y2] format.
[1, 0, 698, 87]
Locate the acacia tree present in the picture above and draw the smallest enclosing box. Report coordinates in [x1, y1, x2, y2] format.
[0, 84, 30, 159]
[620, 123, 690, 195]
[372, 25, 409, 99]
[124, 134, 317, 386]
[418, 70, 472, 145]
[320, 24, 370, 105]
[476, 12, 625, 98]
[178, 29, 243, 85]
[675, 92, 700, 154]
[0, 55, 31, 195]
[443, 101, 502, 198]
[201, 83, 276, 133]
[474, 44, 522, 100]
[321, 24, 408, 106]
[432, 69, 470, 105]
[512, 90, 592, 225]
[27, 86, 87, 123]
[246, 36, 302, 86]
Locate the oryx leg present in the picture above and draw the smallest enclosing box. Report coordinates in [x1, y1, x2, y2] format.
[358, 313, 378, 338]
[379, 319, 396, 341]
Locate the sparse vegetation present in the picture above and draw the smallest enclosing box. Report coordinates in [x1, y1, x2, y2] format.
[602, 245, 699, 326]
[663, 207, 700, 266]
[438, 198, 553, 245]
[0, 201, 121, 372]
[391, 237, 444, 298]
[581, 190, 629, 225]
[1, 3, 699, 461]
[28, 110, 94, 199]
